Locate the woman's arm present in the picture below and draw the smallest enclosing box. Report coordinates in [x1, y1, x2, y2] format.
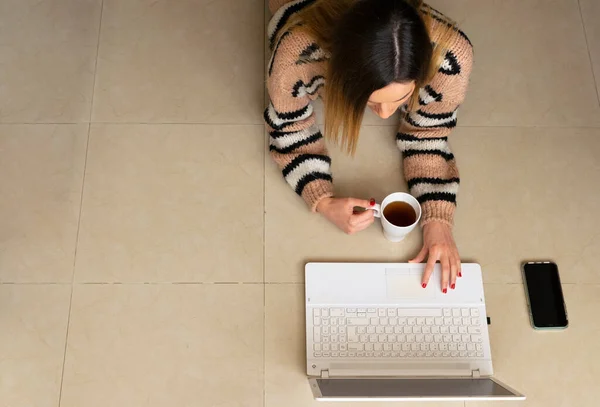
[266, 30, 334, 211]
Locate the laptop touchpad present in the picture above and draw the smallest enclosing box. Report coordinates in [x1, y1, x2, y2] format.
[386, 269, 436, 299]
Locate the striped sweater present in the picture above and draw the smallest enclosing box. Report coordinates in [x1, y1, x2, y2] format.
[265, 0, 473, 226]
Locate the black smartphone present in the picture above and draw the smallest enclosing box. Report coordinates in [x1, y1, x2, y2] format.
[522, 261, 568, 329]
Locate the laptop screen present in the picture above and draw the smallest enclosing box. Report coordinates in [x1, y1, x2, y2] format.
[316, 378, 515, 398]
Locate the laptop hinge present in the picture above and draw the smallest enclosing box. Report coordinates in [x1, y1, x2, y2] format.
[472, 369, 481, 378]
[320, 369, 330, 379]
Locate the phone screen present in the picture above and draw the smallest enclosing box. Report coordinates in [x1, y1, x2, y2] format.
[523, 262, 567, 328]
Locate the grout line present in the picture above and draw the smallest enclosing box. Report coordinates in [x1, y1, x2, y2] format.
[56, 279, 75, 407]
[577, 0, 600, 107]
[88, 0, 105, 124]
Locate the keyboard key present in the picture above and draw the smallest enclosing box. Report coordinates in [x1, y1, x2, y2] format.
[339, 344, 347, 351]
[338, 318, 345, 325]
[379, 335, 388, 343]
[331, 308, 344, 317]
[369, 335, 378, 343]
[432, 326, 440, 334]
[314, 308, 321, 317]
[388, 309, 397, 317]
[339, 335, 347, 343]
[365, 343, 374, 351]
[359, 335, 368, 343]
[468, 351, 476, 358]
[416, 317, 425, 325]
[314, 330, 321, 342]
[348, 343, 364, 351]
[434, 351, 442, 357]
[461, 309, 469, 317]
[467, 343, 475, 351]
[331, 318, 338, 326]
[394, 326, 403, 334]
[403, 326, 412, 334]
[453, 334, 461, 343]
[450, 326, 458, 334]
[426, 317, 434, 325]
[443, 309, 451, 317]
[376, 326, 384, 334]
[411, 343, 419, 351]
[459, 326, 467, 334]
[398, 309, 442, 316]
[388, 335, 396, 342]
[422, 326, 431, 334]
[322, 326, 330, 335]
[402, 343, 411, 351]
[322, 309, 329, 317]
[434, 334, 443, 343]
[313, 317, 321, 326]
[472, 335, 483, 343]
[462, 335, 471, 343]
[346, 308, 356, 313]
[431, 343, 439, 351]
[322, 336, 330, 343]
[357, 308, 366, 313]
[383, 352, 391, 357]
[314, 343, 322, 351]
[378, 309, 386, 317]
[323, 352, 330, 357]
[440, 326, 449, 334]
[408, 318, 416, 325]
[462, 318, 471, 325]
[384, 343, 393, 351]
[348, 335, 359, 343]
[380, 317, 389, 325]
[477, 352, 484, 357]
[416, 334, 424, 342]
[357, 312, 366, 317]
[471, 309, 480, 317]
[444, 318, 452, 325]
[420, 343, 429, 351]
[451, 351, 459, 357]
[443, 335, 452, 343]
[375, 352, 383, 357]
[468, 327, 482, 334]
[340, 352, 348, 357]
[452, 309, 460, 317]
[453, 318, 461, 326]
[440, 343, 448, 351]
[425, 334, 433, 343]
[331, 335, 339, 342]
[331, 327, 338, 334]
[367, 326, 376, 334]
[385, 326, 394, 334]
[449, 343, 458, 351]
[323, 344, 330, 351]
[473, 318, 481, 325]
[414, 326, 422, 334]
[348, 352, 356, 357]
[393, 343, 403, 351]
[458, 343, 467, 351]
[374, 343, 383, 351]
[314, 352, 322, 357]
[398, 317, 408, 325]
[390, 317, 398, 326]
[347, 318, 369, 326]
[370, 317, 379, 325]
[339, 326, 346, 334]
[435, 317, 443, 325]
[460, 351, 467, 357]
[368, 308, 376, 313]
[322, 319, 330, 326]
[357, 327, 366, 334]
[476, 344, 483, 351]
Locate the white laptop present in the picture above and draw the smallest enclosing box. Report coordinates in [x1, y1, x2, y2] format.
[305, 263, 525, 402]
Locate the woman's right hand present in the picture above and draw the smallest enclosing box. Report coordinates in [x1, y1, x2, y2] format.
[316, 197, 375, 235]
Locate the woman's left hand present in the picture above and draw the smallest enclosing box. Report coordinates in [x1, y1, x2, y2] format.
[409, 221, 461, 293]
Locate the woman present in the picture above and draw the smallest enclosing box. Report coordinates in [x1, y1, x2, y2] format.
[265, 0, 473, 292]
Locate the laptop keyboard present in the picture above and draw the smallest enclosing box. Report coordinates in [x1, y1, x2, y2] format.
[311, 307, 485, 359]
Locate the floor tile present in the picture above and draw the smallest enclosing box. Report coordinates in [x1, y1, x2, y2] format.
[265, 126, 422, 283]
[0, 0, 101, 122]
[92, 0, 264, 123]
[580, 0, 600, 99]
[0, 285, 71, 407]
[265, 284, 464, 407]
[0, 125, 87, 282]
[427, 0, 600, 127]
[75, 124, 264, 283]
[61, 284, 263, 407]
[452, 127, 600, 284]
[466, 283, 600, 407]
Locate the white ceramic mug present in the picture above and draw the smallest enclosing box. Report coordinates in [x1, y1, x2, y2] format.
[370, 192, 422, 242]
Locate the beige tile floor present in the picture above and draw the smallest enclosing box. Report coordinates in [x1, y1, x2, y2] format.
[1, 0, 599, 406]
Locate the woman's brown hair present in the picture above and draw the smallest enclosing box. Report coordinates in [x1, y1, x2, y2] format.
[274, 0, 458, 154]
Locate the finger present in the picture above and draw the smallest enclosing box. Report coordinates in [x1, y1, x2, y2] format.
[351, 217, 375, 233]
[347, 197, 375, 209]
[449, 256, 458, 289]
[409, 246, 428, 263]
[349, 208, 375, 226]
[421, 249, 437, 288]
[457, 258, 463, 278]
[441, 254, 450, 293]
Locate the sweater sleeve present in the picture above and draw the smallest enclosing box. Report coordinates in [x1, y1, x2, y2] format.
[265, 31, 334, 212]
[397, 31, 473, 227]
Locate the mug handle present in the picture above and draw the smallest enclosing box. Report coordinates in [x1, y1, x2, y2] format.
[370, 203, 382, 218]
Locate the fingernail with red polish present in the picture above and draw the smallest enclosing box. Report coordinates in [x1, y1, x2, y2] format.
[458, 272, 462, 277]
[370, 198, 376, 206]
[422, 283, 427, 288]
[451, 283, 456, 290]
[443, 288, 447, 294]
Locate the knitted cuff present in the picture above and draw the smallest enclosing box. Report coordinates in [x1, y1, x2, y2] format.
[420, 200, 456, 228]
[302, 180, 335, 212]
